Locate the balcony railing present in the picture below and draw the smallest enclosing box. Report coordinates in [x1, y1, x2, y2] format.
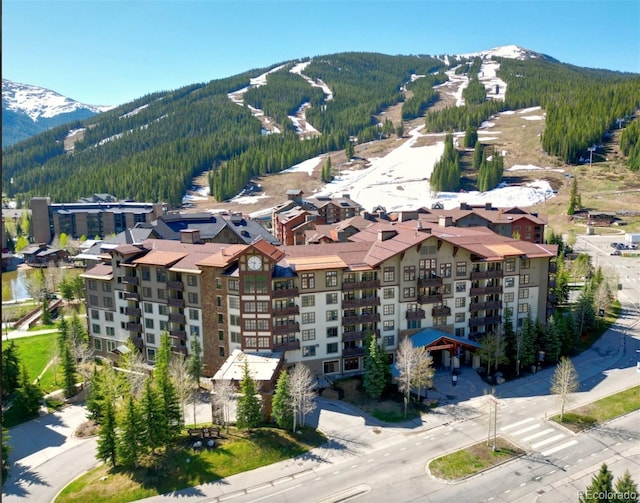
[405, 309, 426, 320]
[126, 322, 142, 333]
[129, 335, 144, 348]
[342, 297, 380, 309]
[167, 280, 183, 291]
[168, 297, 185, 307]
[468, 316, 502, 327]
[342, 313, 380, 325]
[417, 277, 443, 288]
[470, 270, 504, 280]
[418, 294, 443, 305]
[125, 307, 141, 317]
[122, 275, 138, 285]
[432, 306, 451, 317]
[272, 305, 299, 316]
[468, 301, 502, 311]
[169, 313, 186, 324]
[469, 286, 502, 296]
[273, 339, 301, 351]
[343, 346, 366, 357]
[273, 322, 300, 335]
[342, 331, 366, 342]
[171, 346, 188, 356]
[342, 279, 380, 291]
[271, 287, 299, 299]
[170, 329, 187, 341]
[124, 291, 140, 301]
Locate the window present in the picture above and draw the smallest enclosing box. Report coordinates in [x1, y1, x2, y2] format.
[106, 340, 116, 352]
[245, 337, 257, 347]
[521, 258, 530, 269]
[301, 295, 315, 307]
[244, 301, 256, 313]
[505, 258, 516, 273]
[218, 314, 224, 325]
[455, 297, 466, 308]
[383, 320, 395, 331]
[144, 303, 153, 314]
[434, 316, 446, 327]
[518, 303, 529, 313]
[218, 330, 224, 341]
[344, 358, 359, 371]
[326, 292, 338, 304]
[302, 329, 316, 341]
[141, 267, 151, 281]
[228, 297, 240, 309]
[145, 318, 154, 329]
[323, 360, 339, 374]
[407, 319, 421, 330]
[505, 306, 513, 317]
[327, 327, 338, 338]
[505, 292, 514, 303]
[301, 273, 315, 289]
[244, 275, 268, 294]
[190, 326, 200, 336]
[228, 279, 239, 291]
[258, 337, 270, 348]
[302, 345, 316, 357]
[257, 319, 269, 331]
[325, 271, 338, 287]
[440, 263, 452, 278]
[230, 314, 240, 326]
[147, 348, 156, 361]
[105, 312, 114, 322]
[146, 333, 155, 345]
[383, 288, 395, 299]
[217, 296, 222, 307]
[403, 266, 416, 281]
[230, 331, 241, 343]
[326, 310, 338, 321]
[160, 320, 169, 331]
[157, 289, 166, 300]
[442, 283, 452, 296]
[89, 295, 99, 305]
[455, 312, 465, 323]
[103, 297, 113, 308]
[455, 282, 466, 293]
[455, 328, 465, 338]
[216, 278, 222, 289]
[142, 287, 152, 297]
[382, 335, 395, 346]
[156, 269, 167, 282]
[327, 342, 338, 354]
[187, 275, 198, 287]
[383, 304, 395, 316]
[301, 312, 316, 324]
[91, 309, 99, 320]
[456, 262, 467, 277]
[505, 277, 515, 288]
[88, 280, 97, 291]
[219, 347, 225, 357]
[403, 287, 416, 299]
[189, 309, 199, 320]
[520, 274, 530, 285]
[158, 305, 168, 315]
[383, 267, 395, 282]
[102, 282, 111, 292]
[92, 323, 101, 334]
[244, 319, 257, 331]
[94, 339, 102, 351]
[519, 288, 529, 299]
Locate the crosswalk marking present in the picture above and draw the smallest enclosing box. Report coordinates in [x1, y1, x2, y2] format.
[522, 429, 554, 442]
[501, 418, 536, 431]
[531, 434, 565, 449]
[512, 424, 540, 435]
[541, 440, 578, 456]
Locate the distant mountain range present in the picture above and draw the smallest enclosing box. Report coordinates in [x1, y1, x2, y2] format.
[2, 79, 113, 147]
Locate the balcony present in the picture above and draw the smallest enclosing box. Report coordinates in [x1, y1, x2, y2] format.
[273, 322, 300, 335]
[469, 301, 502, 311]
[122, 275, 138, 285]
[343, 346, 366, 357]
[418, 294, 443, 305]
[342, 279, 380, 291]
[417, 276, 443, 288]
[126, 322, 142, 333]
[273, 339, 301, 352]
[470, 270, 504, 280]
[125, 307, 141, 317]
[170, 329, 187, 341]
[129, 335, 144, 348]
[432, 306, 451, 317]
[171, 346, 188, 356]
[167, 280, 183, 291]
[342, 313, 380, 325]
[342, 330, 366, 342]
[169, 313, 186, 324]
[124, 291, 140, 301]
[342, 297, 380, 309]
[272, 305, 299, 316]
[468, 316, 502, 328]
[271, 287, 299, 299]
[469, 285, 502, 296]
[405, 309, 426, 320]
[168, 297, 185, 307]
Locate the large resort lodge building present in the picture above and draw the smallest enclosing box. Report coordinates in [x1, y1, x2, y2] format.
[82, 216, 557, 379]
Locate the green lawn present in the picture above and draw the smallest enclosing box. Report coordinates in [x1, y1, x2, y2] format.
[553, 385, 640, 432]
[56, 427, 327, 503]
[6, 332, 62, 393]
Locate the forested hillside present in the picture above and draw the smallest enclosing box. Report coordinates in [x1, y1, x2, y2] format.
[2, 50, 639, 208]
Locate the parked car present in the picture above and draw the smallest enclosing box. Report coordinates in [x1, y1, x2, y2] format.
[611, 250, 621, 256]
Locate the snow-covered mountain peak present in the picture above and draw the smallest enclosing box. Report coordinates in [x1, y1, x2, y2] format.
[2, 79, 113, 122]
[457, 45, 544, 61]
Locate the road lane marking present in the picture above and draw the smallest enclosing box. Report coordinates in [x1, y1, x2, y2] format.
[501, 418, 536, 431]
[522, 429, 554, 442]
[531, 434, 565, 449]
[248, 484, 303, 503]
[541, 440, 578, 456]
[512, 424, 540, 435]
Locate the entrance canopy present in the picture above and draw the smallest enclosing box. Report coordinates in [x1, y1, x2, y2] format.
[410, 328, 481, 352]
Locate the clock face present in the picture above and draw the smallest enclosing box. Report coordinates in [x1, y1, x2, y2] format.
[247, 256, 262, 271]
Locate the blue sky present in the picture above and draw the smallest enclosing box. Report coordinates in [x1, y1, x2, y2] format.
[3, 0, 639, 106]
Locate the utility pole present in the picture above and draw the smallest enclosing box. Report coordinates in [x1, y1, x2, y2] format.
[587, 146, 596, 167]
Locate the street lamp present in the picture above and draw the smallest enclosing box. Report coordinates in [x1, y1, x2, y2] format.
[587, 146, 596, 167]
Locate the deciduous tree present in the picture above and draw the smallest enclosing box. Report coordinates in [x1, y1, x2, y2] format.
[550, 356, 579, 420]
[289, 363, 316, 431]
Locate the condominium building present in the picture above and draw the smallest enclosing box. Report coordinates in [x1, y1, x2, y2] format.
[82, 220, 557, 379]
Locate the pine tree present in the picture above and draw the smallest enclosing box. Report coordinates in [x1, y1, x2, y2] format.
[96, 399, 117, 467]
[363, 335, 389, 399]
[472, 141, 484, 169]
[2, 428, 11, 483]
[117, 396, 141, 468]
[568, 177, 580, 215]
[2, 341, 21, 396]
[154, 333, 181, 443]
[187, 338, 205, 427]
[236, 362, 262, 430]
[614, 470, 638, 503]
[271, 370, 293, 430]
[12, 365, 43, 418]
[579, 463, 613, 502]
[139, 378, 164, 454]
